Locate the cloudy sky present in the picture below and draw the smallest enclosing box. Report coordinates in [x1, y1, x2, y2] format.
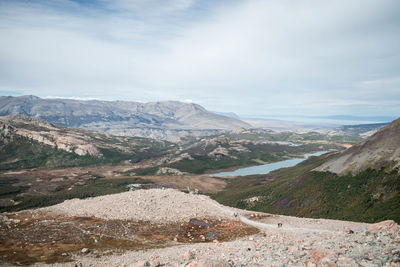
[0, 0, 399, 117]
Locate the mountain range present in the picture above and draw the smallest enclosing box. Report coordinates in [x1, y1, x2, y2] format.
[0, 95, 250, 141]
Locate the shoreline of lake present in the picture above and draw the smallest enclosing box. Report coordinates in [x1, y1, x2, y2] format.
[210, 151, 330, 177]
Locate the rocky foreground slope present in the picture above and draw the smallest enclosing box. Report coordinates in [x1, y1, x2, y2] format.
[1, 189, 399, 266]
[0, 96, 250, 141]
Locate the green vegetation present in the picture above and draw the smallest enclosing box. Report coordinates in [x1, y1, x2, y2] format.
[0, 135, 100, 170]
[132, 142, 340, 175]
[133, 167, 159, 175]
[0, 132, 172, 171]
[171, 130, 347, 173]
[168, 150, 282, 174]
[213, 154, 400, 223]
[1, 177, 153, 212]
[169, 156, 256, 174]
[168, 129, 359, 174]
[0, 185, 28, 197]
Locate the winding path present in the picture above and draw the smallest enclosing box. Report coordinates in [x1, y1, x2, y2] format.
[238, 215, 333, 234]
[205, 197, 334, 234]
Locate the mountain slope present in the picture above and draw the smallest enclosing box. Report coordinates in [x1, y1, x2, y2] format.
[214, 153, 400, 223]
[315, 118, 400, 175]
[0, 96, 250, 140]
[213, 117, 400, 223]
[0, 116, 173, 170]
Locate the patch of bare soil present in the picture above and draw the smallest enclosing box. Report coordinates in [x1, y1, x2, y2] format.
[0, 212, 257, 265]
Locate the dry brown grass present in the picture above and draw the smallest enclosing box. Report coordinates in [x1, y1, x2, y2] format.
[0, 212, 258, 265]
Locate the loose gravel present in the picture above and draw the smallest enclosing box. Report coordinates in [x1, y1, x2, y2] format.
[25, 189, 400, 266]
[43, 188, 235, 224]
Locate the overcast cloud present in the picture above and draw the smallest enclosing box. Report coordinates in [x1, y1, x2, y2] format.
[0, 0, 399, 116]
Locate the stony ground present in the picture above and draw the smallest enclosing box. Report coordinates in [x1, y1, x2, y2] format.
[42, 189, 237, 224]
[1, 189, 400, 266]
[41, 218, 400, 267]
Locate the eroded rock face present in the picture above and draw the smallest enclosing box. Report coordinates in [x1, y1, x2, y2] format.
[0, 116, 173, 161]
[0, 117, 101, 157]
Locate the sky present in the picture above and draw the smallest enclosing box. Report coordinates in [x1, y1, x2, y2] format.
[0, 0, 399, 118]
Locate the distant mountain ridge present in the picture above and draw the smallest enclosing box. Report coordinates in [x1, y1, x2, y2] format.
[317, 115, 397, 122]
[332, 122, 390, 138]
[0, 95, 250, 141]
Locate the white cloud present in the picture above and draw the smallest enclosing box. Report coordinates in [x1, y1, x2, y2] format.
[0, 0, 399, 116]
[102, 0, 196, 13]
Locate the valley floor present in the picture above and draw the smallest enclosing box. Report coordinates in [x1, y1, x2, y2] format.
[0, 165, 229, 212]
[1, 189, 399, 266]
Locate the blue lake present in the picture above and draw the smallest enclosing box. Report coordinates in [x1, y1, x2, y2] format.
[210, 151, 329, 177]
